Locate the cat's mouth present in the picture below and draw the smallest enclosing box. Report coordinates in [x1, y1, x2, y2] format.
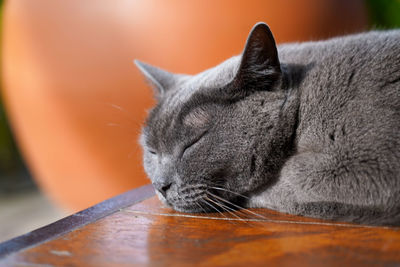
[165, 184, 209, 213]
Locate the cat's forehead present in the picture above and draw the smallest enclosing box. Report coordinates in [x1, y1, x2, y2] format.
[160, 56, 241, 112]
[187, 56, 240, 90]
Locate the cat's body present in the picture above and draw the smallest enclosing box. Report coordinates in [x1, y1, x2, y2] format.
[249, 30, 400, 225]
[136, 23, 400, 225]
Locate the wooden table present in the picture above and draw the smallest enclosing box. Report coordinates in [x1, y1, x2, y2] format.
[1, 184, 399, 266]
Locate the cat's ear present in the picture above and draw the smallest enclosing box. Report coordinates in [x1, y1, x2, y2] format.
[234, 22, 281, 90]
[134, 60, 177, 97]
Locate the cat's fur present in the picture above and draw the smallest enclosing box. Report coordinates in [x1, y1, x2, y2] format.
[136, 23, 400, 225]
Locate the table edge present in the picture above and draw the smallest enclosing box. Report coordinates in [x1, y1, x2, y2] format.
[0, 184, 155, 258]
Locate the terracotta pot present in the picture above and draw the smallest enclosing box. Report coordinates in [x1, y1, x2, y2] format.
[2, 0, 368, 211]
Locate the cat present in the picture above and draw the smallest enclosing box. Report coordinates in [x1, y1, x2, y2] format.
[135, 22, 400, 226]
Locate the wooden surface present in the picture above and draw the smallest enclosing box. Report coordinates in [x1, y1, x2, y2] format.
[1, 185, 400, 266]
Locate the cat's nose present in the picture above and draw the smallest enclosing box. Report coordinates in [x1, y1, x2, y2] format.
[153, 182, 172, 198]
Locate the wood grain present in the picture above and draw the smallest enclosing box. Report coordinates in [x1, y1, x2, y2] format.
[1, 185, 399, 266]
[0, 184, 155, 258]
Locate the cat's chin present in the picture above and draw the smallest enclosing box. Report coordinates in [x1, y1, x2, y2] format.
[155, 191, 204, 213]
[155, 191, 168, 205]
[172, 205, 205, 213]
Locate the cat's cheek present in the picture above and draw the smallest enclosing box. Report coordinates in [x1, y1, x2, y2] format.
[142, 154, 157, 180]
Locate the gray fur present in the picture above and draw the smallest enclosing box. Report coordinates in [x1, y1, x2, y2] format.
[136, 23, 400, 225]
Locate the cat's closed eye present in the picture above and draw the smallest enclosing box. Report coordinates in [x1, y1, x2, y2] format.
[182, 130, 208, 157]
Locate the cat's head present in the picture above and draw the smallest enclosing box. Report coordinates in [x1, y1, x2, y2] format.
[136, 23, 295, 212]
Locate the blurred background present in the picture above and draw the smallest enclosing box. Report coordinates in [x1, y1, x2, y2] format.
[0, 0, 399, 242]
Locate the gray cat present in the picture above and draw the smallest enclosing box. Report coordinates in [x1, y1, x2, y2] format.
[135, 23, 400, 225]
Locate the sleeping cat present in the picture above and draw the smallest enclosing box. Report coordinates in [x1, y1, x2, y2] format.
[135, 23, 400, 225]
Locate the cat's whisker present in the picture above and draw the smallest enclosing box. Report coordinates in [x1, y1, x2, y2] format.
[205, 196, 236, 214]
[200, 199, 227, 219]
[219, 204, 255, 220]
[203, 197, 244, 225]
[106, 122, 137, 134]
[180, 184, 207, 192]
[210, 186, 250, 199]
[206, 194, 238, 214]
[106, 103, 134, 119]
[106, 103, 124, 111]
[208, 192, 267, 220]
[195, 202, 208, 214]
[202, 197, 240, 222]
[205, 195, 248, 223]
[105, 103, 143, 129]
[207, 194, 250, 221]
[107, 122, 120, 127]
[200, 199, 237, 225]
